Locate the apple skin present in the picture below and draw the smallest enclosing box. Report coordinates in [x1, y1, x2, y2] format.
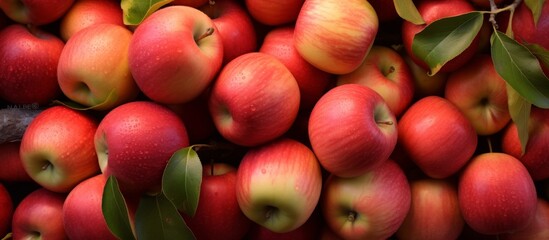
[129, 5, 224, 105]
[236, 138, 323, 233]
[0, 141, 33, 182]
[512, 0, 549, 50]
[244, 0, 304, 26]
[308, 83, 398, 178]
[499, 198, 549, 240]
[337, 45, 415, 117]
[208, 52, 300, 147]
[0, 24, 63, 105]
[20, 105, 100, 193]
[244, 210, 323, 240]
[63, 174, 120, 240]
[294, 0, 378, 75]
[445, 54, 510, 136]
[402, 0, 480, 74]
[322, 159, 411, 240]
[59, 0, 125, 41]
[0, 0, 74, 25]
[0, 183, 13, 238]
[58, 23, 139, 111]
[395, 178, 465, 240]
[501, 107, 549, 180]
[183, 163, 252, 240]
[11, 188, 68, 240]
[95, 101, 189, 195]
[398, 96, 478, 179]
[458, 152, 538, 235]
[404, 54, 449, 100]
[170, 0, 209, 8]
[259, 26, 332, 111]
[200, 0, 258, 65]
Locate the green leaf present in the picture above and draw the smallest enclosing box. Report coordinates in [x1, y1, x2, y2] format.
[162, 146, 202, 217]
[525, 43, 549, 68]
[507, 84, 532, 156]
[121, 0, 173, 26]
[135, 193, 196, 240]
[394, 0, 425, 25]
[490, 30, 549, 108]
[102, 176, 136, 240]
[412, 11, 484, 75]
[52, 89, 117, 111]
[524, 0, 545, 25]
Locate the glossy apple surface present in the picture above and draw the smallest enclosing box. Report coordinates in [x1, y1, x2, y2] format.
[209, 52, 300, 147]
[500, 198, 549, 240]
[308, 84, 397, 177]
[0, 0, 74, 25]
[245, 0, 304, 25]
[59, 0, 125, 41]
[512, 1, 549, 50]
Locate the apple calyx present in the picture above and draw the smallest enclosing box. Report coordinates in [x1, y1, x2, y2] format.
[41, 161, 52, 171]
[264, 206, 278, 220]
[347, 211, 358, 223]
[196, 27, 215, 42]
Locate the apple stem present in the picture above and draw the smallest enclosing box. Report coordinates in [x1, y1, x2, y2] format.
[384, 66, 396, 76]
[487, 137, 494, 153]
[41, 162, 51, 171]
[376, 120, 394, 125]
[265, 206, 277, 220]
[196, 28, 215, 42]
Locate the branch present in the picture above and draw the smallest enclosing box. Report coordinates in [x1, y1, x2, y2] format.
[0, 108, 42, 143]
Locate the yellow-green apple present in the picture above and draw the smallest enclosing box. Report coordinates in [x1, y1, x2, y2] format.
[0, 183, 12, 237]
[369, 0, 399, 22]
[0, 0, 73, 25]
[322, 159, 411, 240]
[458, 152, 538, 235]
[0, 24, 63, 105]
[244, 0, 304, 26]
[395, 178, 464, 240]
[63, 174, 121, 240]
[170, 0, 208, 8]
[11, 188, 68, 240]
[294, 0, 378, 74]
[236, 138, 323, 233]
[183, 163, 252, 240]
[57, 23, 138, 111]
[398, 96, 478, 179]
[404, 55, 449, 100]
[129, 5, 223, 104]
[208, 52, 300, 147]
[512, 1, 549, 50]
[401, 0, 480, 74]
[501, 107, 549, 180]
[259, 26, 332, 111]
[445, 54, 510, 136]
[95, 101, 189, 195]
[200, 0, 258, 65]
[0, 141, 32, 182]
[244, 210, 323, 240]
[500, 198, 549, 240]
[20, 106, 99, 193]
[337, 45, 415, 117]
[308, 84, 397, 178]
[59, 0, 125, 41]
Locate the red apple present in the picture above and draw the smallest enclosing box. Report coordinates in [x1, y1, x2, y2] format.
[244, 0, 304, 26]
[63, 174, 120, 240]
[322, 159, 411, 240]
[500, 198, 549, 240]
[294, 0, 378, 74]
[259, 26, 332, 111]
[396, 178, 465, 240]
[20, 105, 99, 193]
[512, 1, 549, 50]
[58, 23, 139, 111]
[0, 0, 74, 25]
[458, 152, 538, 235]
[402, 0, 480, 74]
[236, 138, 323, 233]
[11, 188, 68, 239]
[369, 0, 399, 22]
[183, 163, 252, 240]
[0, 183, 12, 238]
[445, 54, 511, 136]
[200, 0, 258, 65]
[208, 52, 300, 147]
[337, 45, 415, 117]
[398, 96, 478, 179]
[0, 141, 32, 182]
[95, 101, 189, 195]
[502, 107, 549, 180]
[308, 84, 397, 178]
[170, 0, 208, 8]
[59, 0, 125, 41]
[0, 24, 63, 105]
[245, 210, 323, 240]
[404, 54, 449, 99]
[129, 5, 224, 104]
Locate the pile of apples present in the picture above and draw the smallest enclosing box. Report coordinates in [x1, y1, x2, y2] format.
[1, 0, 548, 239]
